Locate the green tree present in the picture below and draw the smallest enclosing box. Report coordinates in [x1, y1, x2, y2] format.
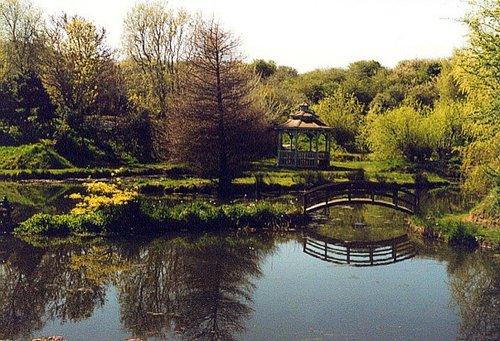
[454, 0, 499, 196]
[250, 59, 277, 79]
[122, 1, 189, 117]
[343, 60, 388, 108]
[41, 14, 113, 118]
[313, 88, 364, 150]
[122, 1, 189, 159]
[366, 105, 432, 162]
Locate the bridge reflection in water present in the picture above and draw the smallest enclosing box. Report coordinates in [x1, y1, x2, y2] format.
[303, 232, 417, 267]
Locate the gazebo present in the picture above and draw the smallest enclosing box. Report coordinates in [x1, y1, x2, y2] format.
[276, 103, 333, 169]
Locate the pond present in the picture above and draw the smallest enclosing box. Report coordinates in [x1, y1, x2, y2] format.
[0, 182, 497, 340]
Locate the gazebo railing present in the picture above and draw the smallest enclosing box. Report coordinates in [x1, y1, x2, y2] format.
[278, 150, 329, 168]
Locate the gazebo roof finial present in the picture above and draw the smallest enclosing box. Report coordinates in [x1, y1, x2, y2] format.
[298, 102, 310, 113]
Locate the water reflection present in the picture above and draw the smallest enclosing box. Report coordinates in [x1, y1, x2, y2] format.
[447, 250, 499, 340]
[303, 232, 417, 266]
[0, 234, 275, 340]
[0, 238, 114, 339]
[0, 232, 498, 340]
[0, 181, 80, 223]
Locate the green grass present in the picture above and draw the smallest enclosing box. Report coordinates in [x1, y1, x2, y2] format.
[0, 153, 449, 191]
[14, 199, 307, 238]
[0, 163, 192, 180]
[409, 213, 500, 248]
[0, 143, 73, 170]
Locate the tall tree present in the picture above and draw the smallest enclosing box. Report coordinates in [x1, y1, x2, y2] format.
[41, 14, 113, 119]
[122, 1, 188, 117]
[172, 20, 267, 195]
[313, 88, 364, 150]
[454, 0, 499, 196]
[0, 0, 45, 77]
[122, 1, 189, 159]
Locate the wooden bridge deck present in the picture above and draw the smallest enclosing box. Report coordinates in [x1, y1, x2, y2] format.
[303, 181, 418, 215]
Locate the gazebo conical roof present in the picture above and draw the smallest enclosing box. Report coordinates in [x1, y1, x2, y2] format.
[277, 103, 332, 130]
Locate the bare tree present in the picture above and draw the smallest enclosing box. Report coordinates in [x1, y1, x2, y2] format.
[122, 1, 190, 159]
[172, 19, 267, 195]
[122, 1, 189, 118]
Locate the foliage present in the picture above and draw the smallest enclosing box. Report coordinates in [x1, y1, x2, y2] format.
[68, 182, 138, 215]
[470, 185, 500, 226]
[0, 142, 72, 169]
[15, 196, 305, 237]
[365, 105, 433, 162]
[0, 0, 45, 76]
[251, 59, 277, 79]
[41, 15, 114, 117]
[313, 88, 364, 150]
[122, 1, 189, 117]
[447, 221, 479, 248]
[342, 60, 388, 108]
[453, 0, 500, 196]
[122, 1, 190, 159]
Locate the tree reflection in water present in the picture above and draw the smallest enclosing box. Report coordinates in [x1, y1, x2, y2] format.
[0, 234, 498, 340]
[446, 250, 499, 341]
[117, 234, 274, 340]
[0, 238, 117, 339]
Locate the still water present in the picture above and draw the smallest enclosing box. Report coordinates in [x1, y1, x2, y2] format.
[0, 207, 497, 340]
[0, 182, 498, 340]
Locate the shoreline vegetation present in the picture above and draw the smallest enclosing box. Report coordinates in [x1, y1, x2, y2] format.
[13, 182, 309, 240]
[6, 178, 498, 250]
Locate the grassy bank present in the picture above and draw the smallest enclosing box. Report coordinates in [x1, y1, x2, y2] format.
[409, 214, 499, 250]
[0, 163, 192, 181]
[14, 200, 307, 238]
[134, 157, 449, 196]
[0, 143, 73, 170]
[13, 182, 307, 238]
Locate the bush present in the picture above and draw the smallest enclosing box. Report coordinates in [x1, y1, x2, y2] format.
[448, 222, 479, 248]
[346, 168, 366, 181]
[16, 213, 72, 236]
[15, 212, 105, 237]
[365, 106, 433, 162]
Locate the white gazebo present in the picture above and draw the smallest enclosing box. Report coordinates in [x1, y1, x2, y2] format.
[276, 103, 332, 169]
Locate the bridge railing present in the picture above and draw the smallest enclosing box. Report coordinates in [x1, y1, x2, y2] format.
[303, 181, 418, 214]
[303, 233, 417, 267]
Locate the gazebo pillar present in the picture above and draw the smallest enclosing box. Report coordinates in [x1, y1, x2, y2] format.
[294, 130, 299, 167]
[277, 131, 282, 166]
[315, 132, 319, 167]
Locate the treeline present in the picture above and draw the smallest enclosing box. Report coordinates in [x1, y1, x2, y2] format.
[0, 1, 498, 198]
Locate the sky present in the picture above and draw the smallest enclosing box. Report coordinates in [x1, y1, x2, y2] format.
[31, 0, 470, 73]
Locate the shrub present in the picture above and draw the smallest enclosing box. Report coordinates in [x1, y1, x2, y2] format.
[346, 168, 366, 181]
[448, 222, 479, 248]
[365, 106, 433, 162]
[69, 182, 138, 215]
[16, 213, 71, 236]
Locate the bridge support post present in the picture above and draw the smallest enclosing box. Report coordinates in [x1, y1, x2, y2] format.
[393, 190, 398, 208]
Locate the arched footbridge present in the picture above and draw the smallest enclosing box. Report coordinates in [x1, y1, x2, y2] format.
[303, 181, 418, 215]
